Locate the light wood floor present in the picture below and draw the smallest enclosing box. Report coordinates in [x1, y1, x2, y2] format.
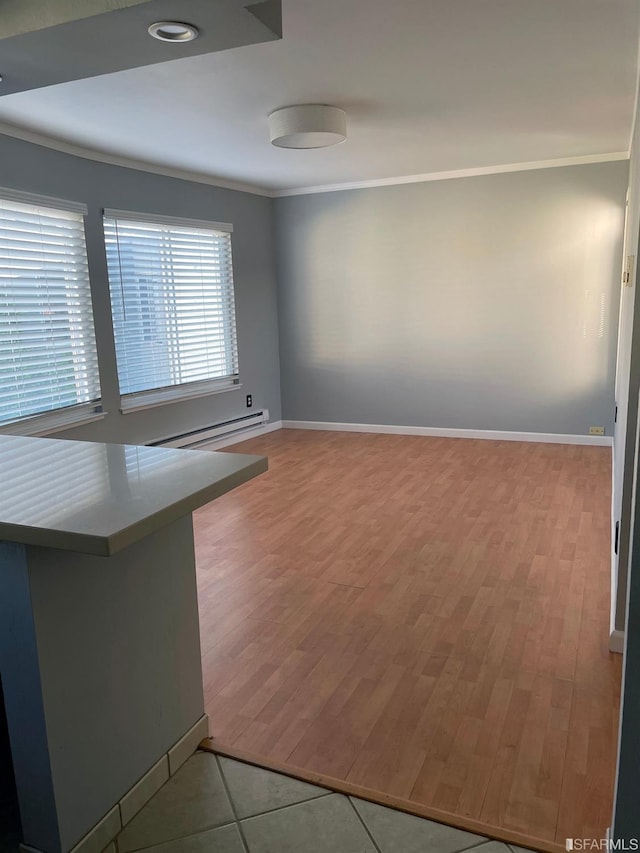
[193, 429, 621, 850]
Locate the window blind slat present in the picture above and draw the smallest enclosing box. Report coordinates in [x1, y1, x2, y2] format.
[104, 215, 239, 399]
[0, 196, 101, 425]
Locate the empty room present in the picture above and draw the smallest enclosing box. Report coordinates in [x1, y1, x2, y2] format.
[1, 2, 640, 853]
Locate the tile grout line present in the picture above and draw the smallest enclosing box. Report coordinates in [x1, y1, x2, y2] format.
[117, 822, 239, 853]
[237, 792, 334, 822]
[347, 797, 383, 853]
[349, 802, 500, 853]
[454, 840, 499, 853]
[215, 752, 351, 822]
[214, 753, 251, 853]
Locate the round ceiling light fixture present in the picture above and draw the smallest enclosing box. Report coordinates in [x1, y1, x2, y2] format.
[269, 104, 347, 149]
[148, 21, 199, 43]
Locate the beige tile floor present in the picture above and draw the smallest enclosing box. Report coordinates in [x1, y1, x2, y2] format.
[111, 751, 535, 853]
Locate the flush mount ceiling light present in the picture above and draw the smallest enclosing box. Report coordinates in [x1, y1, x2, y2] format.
[269, 104, 347, 149]
[148, 21, 199, 43]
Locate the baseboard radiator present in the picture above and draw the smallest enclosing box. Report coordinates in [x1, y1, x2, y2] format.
[153, 409, 270, 449]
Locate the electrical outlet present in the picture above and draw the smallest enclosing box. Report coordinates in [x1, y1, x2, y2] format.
[246, 394, 252, 408]
[589, 426, 605, 436]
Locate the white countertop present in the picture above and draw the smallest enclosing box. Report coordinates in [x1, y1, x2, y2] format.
[0, 435, 267, 556]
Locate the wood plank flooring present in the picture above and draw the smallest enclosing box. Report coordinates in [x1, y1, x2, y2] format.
[193, 429, 621, 848]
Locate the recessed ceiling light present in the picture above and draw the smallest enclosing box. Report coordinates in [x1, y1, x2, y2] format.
[148, 21, 199, 43]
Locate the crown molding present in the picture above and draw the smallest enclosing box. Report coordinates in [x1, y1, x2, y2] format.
[272, 151, 630, 197]
[628, 30, 640, 153]
[0, 120, 629, 199]
[0, 121, 273, 197]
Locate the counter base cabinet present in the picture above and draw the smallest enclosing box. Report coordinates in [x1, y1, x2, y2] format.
[0, 515, 205, 853]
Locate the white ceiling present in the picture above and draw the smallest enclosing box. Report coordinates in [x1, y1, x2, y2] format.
[0, 0, 638, 194]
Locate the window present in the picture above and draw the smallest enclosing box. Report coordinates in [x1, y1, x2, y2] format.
[0, 189, 101, 431]
[103, 210, 239, 412]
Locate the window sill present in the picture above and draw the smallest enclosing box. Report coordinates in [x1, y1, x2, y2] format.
[0, 406, 106, 437]
[119, 380, 242, 415]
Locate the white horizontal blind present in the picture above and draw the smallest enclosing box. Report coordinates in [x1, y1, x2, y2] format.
[103, 213, 239, 400]
[0, 195, 101, 425]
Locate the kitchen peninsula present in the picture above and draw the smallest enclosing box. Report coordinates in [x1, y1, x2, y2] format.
[0, 434, 266, 853]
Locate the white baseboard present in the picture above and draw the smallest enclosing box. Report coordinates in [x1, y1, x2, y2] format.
[67, 806, 121, 853]
[610, 630, 625, 654]
[168, 714, 210, 776]
[281, 420, 613, 446]
[119, 755, 169, 826]
[21, 714, 211, 853]
[196, 420, 283, 450]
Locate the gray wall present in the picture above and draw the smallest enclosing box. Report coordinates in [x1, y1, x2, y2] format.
[0, 133, 281, 445]
[275, 162, 627, 435]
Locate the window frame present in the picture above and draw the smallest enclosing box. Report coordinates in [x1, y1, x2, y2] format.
[0, 186, 104, 435]
[102, 208, 241, 414]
